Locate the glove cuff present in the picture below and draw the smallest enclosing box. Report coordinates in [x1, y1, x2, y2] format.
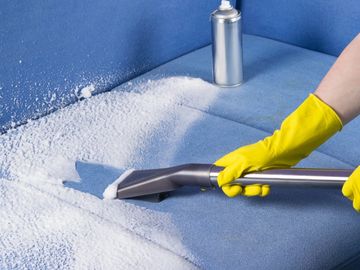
[261, 93, 343, 167]
[310, 93, 343, 130]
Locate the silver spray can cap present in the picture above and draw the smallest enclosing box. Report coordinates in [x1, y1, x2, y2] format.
[211, 1, 243, 87]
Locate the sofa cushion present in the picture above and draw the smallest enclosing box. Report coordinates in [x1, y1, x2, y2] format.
[125, 34, 360, 269]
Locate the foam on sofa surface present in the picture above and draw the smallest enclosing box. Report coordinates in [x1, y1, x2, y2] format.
[1, 34, 360, 269]
[1, 0, 234, 132]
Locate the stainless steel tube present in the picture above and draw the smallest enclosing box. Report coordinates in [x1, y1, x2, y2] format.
[210, 166, 352, 187]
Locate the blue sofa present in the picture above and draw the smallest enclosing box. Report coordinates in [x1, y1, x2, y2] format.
[1, 0, 360, 269]
[1, 0, 359, 131]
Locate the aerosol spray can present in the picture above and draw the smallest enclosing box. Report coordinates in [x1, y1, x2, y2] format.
[211, 0, 243, 87]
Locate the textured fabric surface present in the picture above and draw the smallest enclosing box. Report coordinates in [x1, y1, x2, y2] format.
[120, 34, 360, 269]
[0, 0, 233, 132]
[3, 32, 360, 269]
[239, 0, 360, 56]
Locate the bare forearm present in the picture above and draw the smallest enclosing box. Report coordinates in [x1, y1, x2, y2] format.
[315, 33, 360, 125]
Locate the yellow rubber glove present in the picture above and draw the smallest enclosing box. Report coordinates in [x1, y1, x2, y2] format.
[215, 94, 343, 198]
[342, 166, 360, 212]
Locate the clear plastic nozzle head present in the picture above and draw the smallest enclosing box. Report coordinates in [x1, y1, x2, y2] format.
[219, 0, 232, 10]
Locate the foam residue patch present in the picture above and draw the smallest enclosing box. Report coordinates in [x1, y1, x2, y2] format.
[78, 84, 96, 99]
[103, 169, 134, 200]
[0, 76, 218, 182]
[0, 76, 219, 269]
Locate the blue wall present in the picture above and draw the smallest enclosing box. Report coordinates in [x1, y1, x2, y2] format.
[239, 0, 360, 57]
[0, 0, 235, 132]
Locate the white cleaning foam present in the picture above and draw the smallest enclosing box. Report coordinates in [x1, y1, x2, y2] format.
[103, 169, 134, 200]
[79, 84, 96, 99]
[0, 76, 218, 184]
[0, 76, 218, 269]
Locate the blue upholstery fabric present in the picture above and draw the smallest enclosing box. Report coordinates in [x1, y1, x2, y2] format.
[238, 0, 360, 56]
[2, 1, 360, 267]
[112, 34, 360, 269]
[0, 0, 235, 132]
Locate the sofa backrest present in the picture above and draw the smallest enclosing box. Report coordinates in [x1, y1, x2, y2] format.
[1, 0, 233, 132]
[239, 0, 360, 56]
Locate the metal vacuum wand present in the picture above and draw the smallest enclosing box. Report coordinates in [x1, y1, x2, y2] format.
[210, 166, 352, 187]
[109, 164, 353, 201]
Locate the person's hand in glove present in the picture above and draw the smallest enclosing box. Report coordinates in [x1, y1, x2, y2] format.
[216, 34, 360, 200]
[343, 167, 360, 212]
[215, 94, 343, 197]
